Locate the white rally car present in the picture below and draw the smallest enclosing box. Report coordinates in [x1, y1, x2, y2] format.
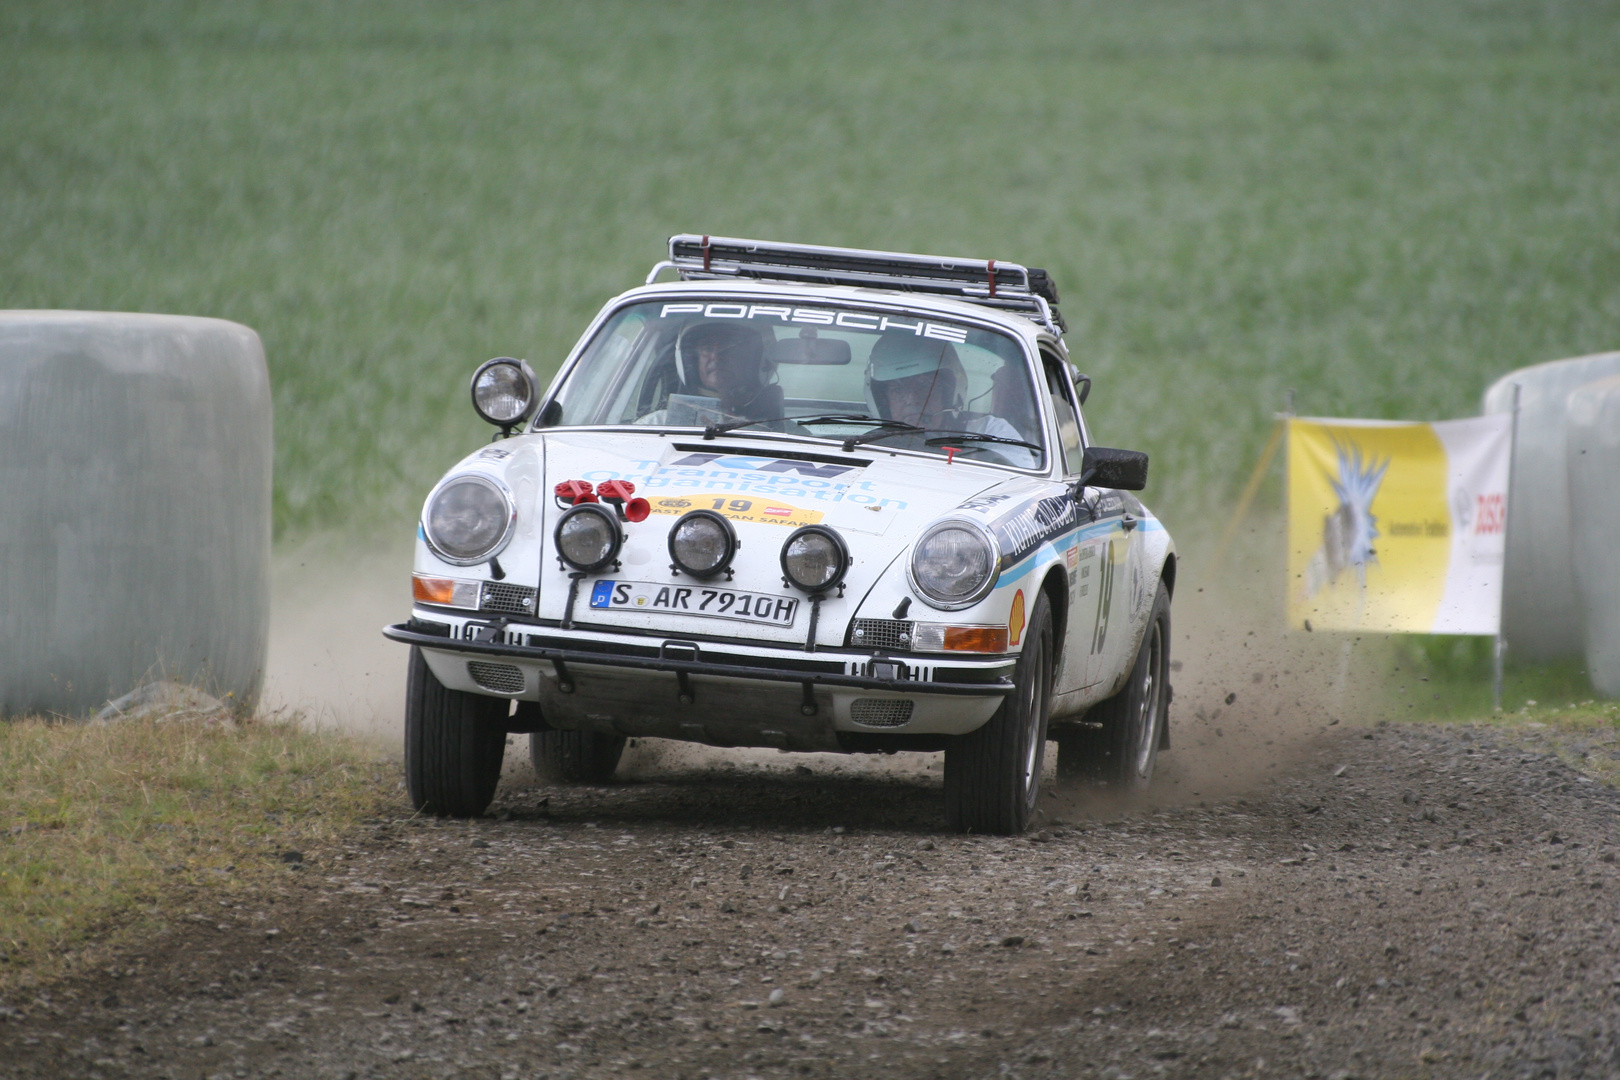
[385, 236, 1176, 834]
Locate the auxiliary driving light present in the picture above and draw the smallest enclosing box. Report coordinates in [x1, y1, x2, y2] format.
[668, 510, 737, 578]
[554, 502, 622, 573]
[470, 357, 539, 430]
[780, 526, 849, 594]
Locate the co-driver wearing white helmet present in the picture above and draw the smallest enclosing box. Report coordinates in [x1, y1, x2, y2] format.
[865, 333, 1024, 443]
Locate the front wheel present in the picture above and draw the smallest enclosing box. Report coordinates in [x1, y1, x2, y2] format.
[944, 590, 1055, 835]
[403, 646, 509, 817]
[1056, 582, 1170, 788]
[530, 729, 626, 784]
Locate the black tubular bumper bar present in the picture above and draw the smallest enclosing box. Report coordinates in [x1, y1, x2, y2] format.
[383, 624, 1015, 697]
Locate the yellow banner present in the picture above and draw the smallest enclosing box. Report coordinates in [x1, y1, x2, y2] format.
[1288, 419, 1452, 632]
[1289, 415, 1511, 634]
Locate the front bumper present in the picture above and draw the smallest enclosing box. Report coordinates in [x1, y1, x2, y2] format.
[384, 617, 1014, 752]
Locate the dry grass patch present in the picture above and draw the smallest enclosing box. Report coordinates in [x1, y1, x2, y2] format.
[0, 713, 399, 996]
[1450, 701, 1620, 788]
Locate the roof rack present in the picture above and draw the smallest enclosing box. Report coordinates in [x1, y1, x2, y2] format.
[647, 234, 1065, 335]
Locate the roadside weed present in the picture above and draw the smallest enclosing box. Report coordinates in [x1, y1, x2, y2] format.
[0, 715, 396, 996]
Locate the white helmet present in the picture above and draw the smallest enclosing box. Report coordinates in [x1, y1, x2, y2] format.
[674, 321, 773, 391]
[864, 333, 963, 417]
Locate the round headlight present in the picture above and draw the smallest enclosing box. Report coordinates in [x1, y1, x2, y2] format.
[470, 357, 539, 428]
[554, 503, 622, 573]
[668, 510, 737, 579]
[424, 474, 516, 565]
[908, 519, 1000, 610]
[780, 526, 849, 594]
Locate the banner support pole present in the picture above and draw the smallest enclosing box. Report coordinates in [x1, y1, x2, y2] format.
[1492, 637, 1505, 714]
[1493, 382, 1522, 713]
[1212, 391, 1295, 573]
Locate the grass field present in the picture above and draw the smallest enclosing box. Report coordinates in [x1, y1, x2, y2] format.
[4, 1, 1617, 543]
[0, 713, 394, 994]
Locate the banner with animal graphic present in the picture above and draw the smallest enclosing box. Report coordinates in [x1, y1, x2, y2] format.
[1287, 415, 1511, 634]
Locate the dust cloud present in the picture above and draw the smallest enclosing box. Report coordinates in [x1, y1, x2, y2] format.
[1055, 531, 1392, 820]
[261, 535, 415, 745]
[263, 515, 1392, 811]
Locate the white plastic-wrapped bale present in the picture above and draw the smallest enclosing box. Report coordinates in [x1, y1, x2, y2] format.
[1565, 374, 1620, 697]
[1482, 351, 1620, 662]
[0, 312, 271, 718]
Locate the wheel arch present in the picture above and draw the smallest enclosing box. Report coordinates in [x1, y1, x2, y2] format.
[1038, 566, 1068, 657]
[1160, 552, 1177, 597]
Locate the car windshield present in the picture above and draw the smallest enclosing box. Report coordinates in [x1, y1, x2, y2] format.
[541, 298, 1045, 469]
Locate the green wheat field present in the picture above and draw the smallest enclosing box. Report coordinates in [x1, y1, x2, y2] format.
[4, 1, 1618, 548]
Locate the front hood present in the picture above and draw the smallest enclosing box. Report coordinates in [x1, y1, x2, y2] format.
[523, 430, 1022, 644]
[543, 430, 1013, 539]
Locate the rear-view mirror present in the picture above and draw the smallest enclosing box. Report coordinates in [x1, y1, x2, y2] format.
[768, 337, 851, 365]
[1080, 446, 1149, 491]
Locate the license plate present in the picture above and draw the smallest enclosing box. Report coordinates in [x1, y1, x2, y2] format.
[588, 580, 799, 627]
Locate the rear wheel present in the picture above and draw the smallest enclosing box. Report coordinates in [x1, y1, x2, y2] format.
[944, 590, 1054, 834]
[530, 729, 626, 784]
[1057, 583, 1170, 788]
[403, 647, 509, 817]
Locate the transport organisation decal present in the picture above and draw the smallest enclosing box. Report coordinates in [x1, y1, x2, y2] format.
[576, 452, 910, 511]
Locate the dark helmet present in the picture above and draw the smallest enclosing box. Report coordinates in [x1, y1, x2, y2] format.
[675, 321, 769, 389]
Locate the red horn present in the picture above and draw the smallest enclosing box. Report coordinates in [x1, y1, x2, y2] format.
[554, 479, 597, 505]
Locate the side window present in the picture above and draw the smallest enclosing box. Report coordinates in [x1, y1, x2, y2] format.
[1042, 350, 1085, 476]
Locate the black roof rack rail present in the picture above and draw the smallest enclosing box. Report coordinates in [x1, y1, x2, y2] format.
[647, 234, 1065, 335]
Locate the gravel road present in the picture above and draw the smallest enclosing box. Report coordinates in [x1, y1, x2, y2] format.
[4, 722, 1619, 1080]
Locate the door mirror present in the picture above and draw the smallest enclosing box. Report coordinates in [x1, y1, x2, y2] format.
[1079, 446, 1148, 491]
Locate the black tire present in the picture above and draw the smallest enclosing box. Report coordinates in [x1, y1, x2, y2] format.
[403, 646, 509, 817]
[1057, 583, 1170, 788]
[530, 729, 626, 784]
[944, 590, 1055, 835]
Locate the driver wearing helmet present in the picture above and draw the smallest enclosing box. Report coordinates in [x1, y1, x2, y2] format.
[637, 321, 779, 425]
[866, 333, 1023, 442]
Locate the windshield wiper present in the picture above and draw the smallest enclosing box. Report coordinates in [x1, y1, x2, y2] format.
[837, 421, 928, 451]
[702, 413, 918, 439]
[924, 431, 1043, 453]
[848, 426, 1043, 455]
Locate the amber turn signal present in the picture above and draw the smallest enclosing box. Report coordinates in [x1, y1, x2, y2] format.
[943, 626, 1009, 652]
[412, 574, 480, 609]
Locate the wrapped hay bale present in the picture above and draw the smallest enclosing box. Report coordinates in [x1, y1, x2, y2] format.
[1483, 350, 1620, 662]
[0, 312, 271, 717]
[1565, 374, 1620, 696]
